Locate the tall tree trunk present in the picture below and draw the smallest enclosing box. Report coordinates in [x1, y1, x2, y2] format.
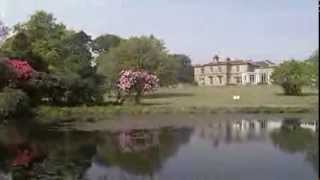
[135, 90, 142, 104]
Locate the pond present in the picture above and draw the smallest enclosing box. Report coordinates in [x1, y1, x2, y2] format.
[0, 114, 318, 180]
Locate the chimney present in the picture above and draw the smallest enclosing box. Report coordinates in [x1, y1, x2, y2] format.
[213, 55, 219, 62]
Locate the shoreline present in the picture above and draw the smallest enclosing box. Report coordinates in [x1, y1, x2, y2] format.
[33, 105, 318, 124]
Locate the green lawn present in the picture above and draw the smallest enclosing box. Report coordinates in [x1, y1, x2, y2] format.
[142, 85, 318, 109]
[35, 85, 318, 123]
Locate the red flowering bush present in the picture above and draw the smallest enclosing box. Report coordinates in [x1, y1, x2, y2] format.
[5, 59, 34, 81]
[116, 69, 159, 104]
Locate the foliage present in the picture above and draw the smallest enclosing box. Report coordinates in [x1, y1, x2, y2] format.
[95, 53, 119, 92]
[171, 54, 194, 83]
[0, 88, 30, 119]
[95, 35, 189, 101]
[1, 10, 68, 71]
[0, 57, 12, 89]
[271, 60, 311, 95]
[93, 34, 122, 53]
[5, 59, 35, 81]
[58, 31, 95, 76]
[0, 20, 9, 42]
[97, 36, 175, 88]
[156, 55, 180, 86]
[0, 11, 105, 106]
[116, 70, 159, 104]
[0, 31, 46, 71]
[271, 126, 314, 153]
[60, 73, 105, 105]
[305, 50, 319, 88]
[1, 58, 35, 89]
[96, 128, 192, 176]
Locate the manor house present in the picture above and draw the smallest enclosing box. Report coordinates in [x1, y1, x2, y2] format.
[193, 55, 276, 86]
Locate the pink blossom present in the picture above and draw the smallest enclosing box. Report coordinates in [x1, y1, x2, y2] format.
[5, 59, 34, 81]
[117, 69, 159, 94]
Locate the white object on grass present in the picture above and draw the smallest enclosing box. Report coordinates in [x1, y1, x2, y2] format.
[233, 95, 240, 100]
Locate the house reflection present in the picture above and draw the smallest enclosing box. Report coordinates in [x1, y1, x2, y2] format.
[118, 129, 160, 153]
[195, 118, 318, 148]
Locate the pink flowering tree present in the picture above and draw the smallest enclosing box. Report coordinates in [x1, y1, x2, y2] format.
[116, 69, 159, 104]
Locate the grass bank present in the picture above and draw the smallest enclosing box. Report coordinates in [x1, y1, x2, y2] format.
[34, 85, 318, 123]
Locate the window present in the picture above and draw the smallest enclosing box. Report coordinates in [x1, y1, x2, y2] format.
[210, 66, 213, 73]
[200, 77, 205, 85]
[261, 73, 267, 84]
[218, 76, 222, 84]
[249, 75, 255, 83]
[209, 76, 213, 84]
[235, 76, 241, 84]
[201, 67, 205, 74]
[218, 66, 222, 72]
[236, 65, 240, 72]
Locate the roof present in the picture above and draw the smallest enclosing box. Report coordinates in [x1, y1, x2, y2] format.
[253, 60, 276, 68]
[193, 59, 258, 67]
[193, 59, 276, 68]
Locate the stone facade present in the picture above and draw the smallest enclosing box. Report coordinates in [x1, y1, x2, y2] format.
[193, 56, 276, 86]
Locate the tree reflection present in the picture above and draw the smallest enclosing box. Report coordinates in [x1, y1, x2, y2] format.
[270, 118, 318, 173]
[95, 127, 193, 176]
[305, 138, 319, 173]
[271, 126, 314, 153]
[270, 118, 315, 153]
[0, 124, 193, 179]
[0, 125, 98, 179]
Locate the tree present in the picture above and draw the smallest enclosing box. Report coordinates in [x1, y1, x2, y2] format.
[0, 11, 105, 105]
[14, 10, 67, 42]
[97, 35, 176, 92]
[156, 55, 179, 86]
[93, 34, 122, 53]
[1, 32, 42, 69]
[53, 31, 105, 105]
[0, 20, 9, 43]
[116, 70, 159, 104]
[305, 50, 318, 88]
[271, 60, 310, 95]
[0, 11, 68, 72]
[171, 54, 194, 83]
[56, 31, 93, 75]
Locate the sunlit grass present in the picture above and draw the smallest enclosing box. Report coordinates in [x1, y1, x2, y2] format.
[143, 85, 318, 108]
[35, 85, 318, 123]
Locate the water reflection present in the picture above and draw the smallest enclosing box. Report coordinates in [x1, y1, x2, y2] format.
[270, 118, 318, 172]
[196, 118, 317, 148]
[0, 116, 318, 180]
[86, 128, 192, 179]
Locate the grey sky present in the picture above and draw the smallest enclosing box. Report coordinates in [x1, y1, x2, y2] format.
[0, 0, 318, 64]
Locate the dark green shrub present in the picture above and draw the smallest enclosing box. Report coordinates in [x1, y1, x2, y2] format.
[0, 57, 12, 90]
[0, 88, 31, 119]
